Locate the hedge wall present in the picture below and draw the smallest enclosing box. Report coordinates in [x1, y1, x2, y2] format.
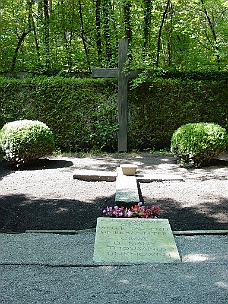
[0, 77, 118, 152]
[0, 76, 227, 152]
[128, 78, 228, 150]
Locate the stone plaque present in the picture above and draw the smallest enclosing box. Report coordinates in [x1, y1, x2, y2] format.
[93, 217, 181, 264]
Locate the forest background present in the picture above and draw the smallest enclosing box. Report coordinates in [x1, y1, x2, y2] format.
[0, 0, 228, 152]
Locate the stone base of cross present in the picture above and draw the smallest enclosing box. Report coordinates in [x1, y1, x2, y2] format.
[73, 165, 183, 206]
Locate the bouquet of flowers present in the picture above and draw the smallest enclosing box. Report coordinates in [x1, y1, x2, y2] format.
[103, 202, 161, 218]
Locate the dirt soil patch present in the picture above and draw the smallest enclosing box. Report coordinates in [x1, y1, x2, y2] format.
[0, 152, 227, 232]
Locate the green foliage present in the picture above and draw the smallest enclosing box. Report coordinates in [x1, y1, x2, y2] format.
[1, 0, 228, 73]
[0, 120, 55, 165]
[88, 102, 119, 151]
[0, 77, 118, 152]
[128, 78, 228, 151]
[170, 122, 228, 168]
[0, 76, 227, 153]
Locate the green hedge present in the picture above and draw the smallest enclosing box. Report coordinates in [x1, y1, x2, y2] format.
[0, 77, 118, 152]
[128, 79, 228, 150]
[0, 76, 227, 152]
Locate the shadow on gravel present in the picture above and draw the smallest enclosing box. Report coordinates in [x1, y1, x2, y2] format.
[0, 193, 227, 233]
[0, 158, 74, 180]
[12, 158, 73, 171]
[209, 158, 228, 167]
[143, 196, 228, 231]
[12, 158, 74, 171]
[0, 193, 115, 233]
[0, 161, 12, 181]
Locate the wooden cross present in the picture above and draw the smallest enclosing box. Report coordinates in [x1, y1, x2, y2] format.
[92, 38, 139, 152]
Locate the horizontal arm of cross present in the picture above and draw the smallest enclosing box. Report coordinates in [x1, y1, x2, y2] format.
[92, 68, 118, 78]
[92, 68, 143, 79]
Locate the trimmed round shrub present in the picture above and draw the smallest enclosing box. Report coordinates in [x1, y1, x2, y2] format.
[171, 122, 228, 168]
[0, 120, 55, 165]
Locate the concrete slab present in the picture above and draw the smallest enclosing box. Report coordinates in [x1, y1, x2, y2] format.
[115, 168, 139, 204]
[72, 170, 117, 182]
[136, 173, 184, 182]
[93, 218, 180, 264]
[72, 167, 184, 184]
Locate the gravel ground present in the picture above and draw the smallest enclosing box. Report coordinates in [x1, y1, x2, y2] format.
[1, 233, 228, 303]
[1, 260, 227, 304]
[0, 152, 228, 232]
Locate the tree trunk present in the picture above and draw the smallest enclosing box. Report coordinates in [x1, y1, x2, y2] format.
[31, 14, 40, 61]
[156, 0, 170, 67]
[200, 0, 220, 70]
[43, 0, 50, 69]
[11, 1, 33, 71]
[11, 32, 30, 71]
[143, 0, 153, 55]
[78, 0, 91, 72]
[95, 0, 102, 64]
[123, 0, 132, 41]
[102, 0, 112, 65]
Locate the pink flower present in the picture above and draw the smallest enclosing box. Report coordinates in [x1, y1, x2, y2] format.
[102, 203, 161, 218]
[126, 210, 133, 217]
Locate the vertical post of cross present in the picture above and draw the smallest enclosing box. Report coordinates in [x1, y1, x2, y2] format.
[117, 38, 128, 152]
[92, 38, 129, 152]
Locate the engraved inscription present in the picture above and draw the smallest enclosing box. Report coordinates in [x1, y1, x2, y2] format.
[93, 218, 181, 263]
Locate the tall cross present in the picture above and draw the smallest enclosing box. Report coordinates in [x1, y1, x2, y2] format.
[92, 38, 139, 152]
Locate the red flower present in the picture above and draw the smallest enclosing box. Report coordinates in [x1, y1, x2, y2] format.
[103, 203, 161, 218]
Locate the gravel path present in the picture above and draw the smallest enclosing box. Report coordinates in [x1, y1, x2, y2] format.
[0, 152, 227, 232]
